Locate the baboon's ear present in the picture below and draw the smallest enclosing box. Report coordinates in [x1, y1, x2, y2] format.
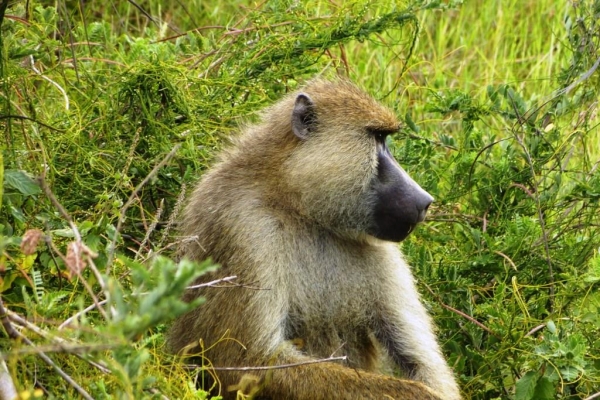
[292, 93, 315, 140]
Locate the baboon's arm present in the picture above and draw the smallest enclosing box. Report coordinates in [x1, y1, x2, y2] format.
[374, 263, 462, 400]
[234, 346, 445, 400]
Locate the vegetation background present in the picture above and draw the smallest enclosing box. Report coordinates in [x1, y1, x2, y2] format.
[1, 0, 599, 399]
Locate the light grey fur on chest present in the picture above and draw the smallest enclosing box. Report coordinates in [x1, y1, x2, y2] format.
[283, 234, 389, 330]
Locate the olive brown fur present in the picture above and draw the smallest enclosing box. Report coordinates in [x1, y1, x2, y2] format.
[168, 79, 462, 400]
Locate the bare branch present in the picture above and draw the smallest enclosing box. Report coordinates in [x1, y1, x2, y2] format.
[0, 295, 19, 399]
[525, 324, 546, 338]
[36, 177, 80, 242]
[186, 276, 238, 290]
[583, 391, 600, 400]
[555, 56, 600, 97]
[493, 250, 518, 271]
[58, 300, 109, 330]
[28, 55, 69, 110]
[509, 106, 555, 309]
[8, 331, 95, 399]
[189, 355, 348, 372]
[186, 276, 268, 291]
[156, 182, 187, 251]
[0, 342, 115, 359]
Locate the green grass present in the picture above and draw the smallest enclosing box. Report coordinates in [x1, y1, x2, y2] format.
[1, 0, 599, 399]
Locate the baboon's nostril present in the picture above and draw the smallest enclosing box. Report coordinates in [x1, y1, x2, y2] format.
[424, 201, 431, 213]
[416, 193, 433, 222]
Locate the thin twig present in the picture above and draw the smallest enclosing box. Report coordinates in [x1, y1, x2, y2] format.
[57, 1, 79, 82]
[156, 182, 187, 251]
[8, 310, 111, 374]
[58, 299, 109, 330]
[10, 332, 95, 400]
[186, 276, 267, 291]
[122, 128, 142, 178]
[0, 296, 18, 340]
[154, 25, 230, 43]
[421, 282, 500, 338]
[36, 177, 79, 240]
[0, 342, 115, 359]
[186, 276, 238, 290]
[106, 144, 181, 274]
[493, 250, 518, 271]
[509, 102, 555, 310]
[0, 114, 64, 131]
[525, 324, 546, 337]
[8, 310, 61, 339]
[191, 355, 348, 372]
[29, 55, 69, 110]
[0, 296, 94, 400]
[126, 0, 180, 34]
[508, 183, 536, 199]
[134, 198, 164, 261]
[553, 55, 600, 98]
[583, 391, 600, 400]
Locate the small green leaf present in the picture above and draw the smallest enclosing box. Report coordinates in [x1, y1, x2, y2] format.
[79, 221, 95, 236]
[533, 376, 554, 400]
[405, 112, 420, 133]
[516, 371, 539, 400]
[560, 366, 580, 381]
[52, 228, 76, 238]
[4, 170, 41, 196]
[546, 320, 556, 334]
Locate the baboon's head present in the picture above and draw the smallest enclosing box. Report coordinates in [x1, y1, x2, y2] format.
[274, 79, 433, 243]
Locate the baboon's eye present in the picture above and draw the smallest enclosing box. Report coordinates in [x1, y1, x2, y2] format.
[367, 127, 397, 144]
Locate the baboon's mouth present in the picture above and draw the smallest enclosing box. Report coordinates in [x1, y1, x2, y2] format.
[396, 223, 417, 242]
[368, 221, 418, 243]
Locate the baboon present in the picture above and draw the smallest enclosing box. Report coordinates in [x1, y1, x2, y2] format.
[168, 79, 461, 400]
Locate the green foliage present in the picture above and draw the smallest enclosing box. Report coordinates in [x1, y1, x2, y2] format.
[0, 0, 599, 399]
[396, 1, 600, 398]
[94, 256, 213, 398]
[515, 370, 553, 400]
[108, 257, 211, 341]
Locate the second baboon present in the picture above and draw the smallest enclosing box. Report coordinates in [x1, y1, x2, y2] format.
[168, 79, 462, 400]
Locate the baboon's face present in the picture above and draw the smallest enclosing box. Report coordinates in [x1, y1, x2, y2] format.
[288, 83, 433, 243]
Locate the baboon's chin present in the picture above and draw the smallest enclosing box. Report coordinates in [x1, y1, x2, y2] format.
[368, 223, 416, 243]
